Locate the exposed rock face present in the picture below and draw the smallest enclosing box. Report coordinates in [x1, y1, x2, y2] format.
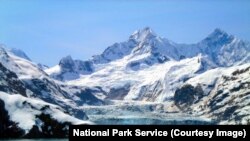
[75, 88, 104, 105]
[49, 56, 94, 81]
[136, 81, 164, 101]
[24, 77, 69, 104]
[174, 84, 204, 111]
[0, 46, 101, 121]
[46, 28, 250, 106]
[59, 56, 75, 72]
[25, 114, 71, 138]
[23, 77, 92, 120]
[106, 85, 131, 100]
[0, 27, 250, 139]
[205, 66, 250, 124]
[0, 63, 27, 96]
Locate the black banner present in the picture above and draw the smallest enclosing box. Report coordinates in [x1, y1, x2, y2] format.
[69, 125, 250, 140]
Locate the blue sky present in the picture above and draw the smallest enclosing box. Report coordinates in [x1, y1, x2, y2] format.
[0, 0, 250, 66]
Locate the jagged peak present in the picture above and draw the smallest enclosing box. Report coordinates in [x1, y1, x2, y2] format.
[210, 28, 228, 38]
[201, 28, 235, 45]
[61, 55, 73, 60]
[208, 28, 235, 39]
[129, 27, 157, 42]
[59, 55, 74, 66]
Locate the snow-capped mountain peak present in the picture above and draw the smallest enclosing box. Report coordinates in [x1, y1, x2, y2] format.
[1, 27, 250, 131]
[197, 28, 250, 67]
[46, 55, 94, 81]
[8, 48, 31, 61]
[0, 44, 31, 61]
[208, 28, 229, 39]
[201, 28, 235, 47]
[130, 27, 157, 42]
[48, 27, 250, 81]
[59, 55, 75, 71]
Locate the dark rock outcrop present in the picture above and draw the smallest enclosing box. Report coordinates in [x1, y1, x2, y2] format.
[174, 84, 204, 111]
[106, 85, 131, 100]
[0, 63, 26, 96]
[75, 88, 104, 105]
[52, 55, 94, 81]
[25, 114, 71, 138]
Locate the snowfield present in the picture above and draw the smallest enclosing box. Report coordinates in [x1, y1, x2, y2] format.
[0, 92, 92, 133]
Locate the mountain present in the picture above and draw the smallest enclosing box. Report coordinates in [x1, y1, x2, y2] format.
[92, 27, 180, 69]
[0, 45, 103, 137]
[55, 27, 249, 124]
[1, 27, 250, 137]
[198, 28, 250, 66]
[183, 63, 250, 124]
[37, 63, 49, 70]
[0, 45, 103, 107]
[0, 62, 27, 97]
[46, 55, 94, 81]
[48, 27, 250, 81]
[52, 28, 249, 101]
[8, 48, 31, 61]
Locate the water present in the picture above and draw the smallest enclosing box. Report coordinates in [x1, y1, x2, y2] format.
[0, 139, 68, 141]
[92, 117, 214, 125]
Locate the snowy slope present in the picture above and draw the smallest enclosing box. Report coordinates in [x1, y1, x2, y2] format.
[8, 48, 31, 61]
[0, 46, 46, 79]
[45, 27, 181, 79]
[46, 56, 94, 81]
[1, 26, 250, 131]
[211, 65, 250, 124]
[169, 63, 250, 124]
[0, 45, 103, 137]
[0, 45, 103, 119]
[198, 28, 250, 66]
[0, 92, 91, 137]
[48, 27, 250, 82]
[44, 28, 250, 125]
[46, 27, 249, 104]
[0, 62, 27, 96]
[0, 44, 31, 61]
[66, 55, 207, 102]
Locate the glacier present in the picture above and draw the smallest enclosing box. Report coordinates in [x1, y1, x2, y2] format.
[1, 27, 250, 138]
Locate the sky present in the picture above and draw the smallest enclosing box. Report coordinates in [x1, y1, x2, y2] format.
[0, 0, 250, 66]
